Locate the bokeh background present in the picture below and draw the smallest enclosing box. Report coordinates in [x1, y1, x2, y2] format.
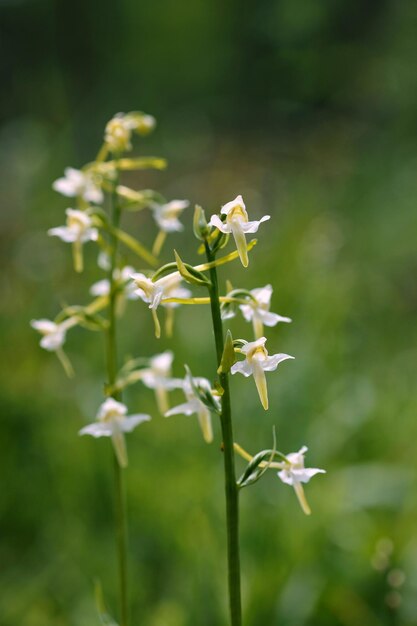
[2, 1, 417, 624]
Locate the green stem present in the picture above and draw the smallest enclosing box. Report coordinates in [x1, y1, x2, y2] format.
[107, 160, 129, 626]
[204, 242, 242, 626]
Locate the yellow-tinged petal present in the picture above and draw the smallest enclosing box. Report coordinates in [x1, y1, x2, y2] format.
[252, 359, 269, 410]
[198, 407, 213, 443]
[112, 429, 128, 468]
[155, 386, 169, 415]
[230, 220, 249, 267]
[293, 481, 311, 515]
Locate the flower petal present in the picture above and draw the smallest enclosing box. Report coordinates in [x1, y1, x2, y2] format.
[79, 422, 112, 437]
[262, 353, 295, 372]
[230, 360, 253, 377]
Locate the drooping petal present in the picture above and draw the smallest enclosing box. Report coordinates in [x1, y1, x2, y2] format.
[230, 219, 249, 267]
[293, 480, 311, 515]
[251, 358, 269, 410]
[111, 427, 128, 468]
[197, 406, 213, 443]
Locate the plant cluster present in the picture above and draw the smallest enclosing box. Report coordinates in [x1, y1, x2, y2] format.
[32, 110, 325, 626]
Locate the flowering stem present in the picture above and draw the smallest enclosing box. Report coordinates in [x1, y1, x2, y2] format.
[204, 241, 242, 626]
[107, 159, 129, 626]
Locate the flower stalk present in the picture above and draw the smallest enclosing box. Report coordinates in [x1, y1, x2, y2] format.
[204, 240, 242, 626]
[107, 159, 129, 626]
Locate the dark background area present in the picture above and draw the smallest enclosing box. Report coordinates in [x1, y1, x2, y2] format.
[1, 1, 417, 624]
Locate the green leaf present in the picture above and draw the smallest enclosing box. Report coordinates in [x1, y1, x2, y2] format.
[217, 330, 236, 374]
[174, 250, 211, 287]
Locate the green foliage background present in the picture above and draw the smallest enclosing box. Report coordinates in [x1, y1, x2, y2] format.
[1, 0, 417, 624]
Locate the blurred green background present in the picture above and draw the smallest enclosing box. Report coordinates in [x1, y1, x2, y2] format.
[2, 0, 417, 624]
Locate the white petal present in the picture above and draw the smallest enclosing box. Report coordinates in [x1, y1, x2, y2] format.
[292, 468, 326, 484]
[241, 215, 270, 233]
[150, 350, 173, 373]
[79, 422, 112, 437]
[239, 304, 254, 322]
[84, 185, 104, 204]
[40, 331, 65, 351]
[230, 360, 253, 377]
[209, 214, 230, 233]
[120, 414, 151, 432]
[261, 311, 292, 326]
[90, 279, 110, 296]
[48, 226, 77, 242]
[220, 195, 245, 216]
[97, 397, 127, 420]
[251, 285, 273, 306]
[30, 319, 57, 333]
[262, 353, 295, 372]
[198, 406, 213, 443]
[241, 337, 267, 355]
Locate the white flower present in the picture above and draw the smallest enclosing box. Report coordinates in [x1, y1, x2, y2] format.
[48, 209, 99, 272]
[141, 351, 183, 414]
[231, 337, 294, 410]
[48, 209, 98, 244]
[277, 446, 325, 515]
[239, 285, 292, 338]
[209, 195, 270, 267]
[151, 200, 189, 233]
[165, 373, 218, 443]
[30, 318, 67, 351]
[52, 167, 103, 204]
[79, 397, 151, 468]
[130, 272, 191, 337]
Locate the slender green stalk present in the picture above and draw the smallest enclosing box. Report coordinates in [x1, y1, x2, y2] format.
[106, 162, 129, 626]
[204, 241, 242, 626]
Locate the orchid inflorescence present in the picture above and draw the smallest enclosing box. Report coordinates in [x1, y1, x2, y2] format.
[32, 108, 325, 626]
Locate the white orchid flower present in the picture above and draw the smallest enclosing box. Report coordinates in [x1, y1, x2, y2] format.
[231, 337, 294, 410]
[30, 318, 74, 376]
[209, 195, 270, 267]
[131, 272, 191, 338]
[30, 318, 68, 351]
[277, 446, 325, 515]
[48, 208, 99, 272]
[152, 200, 189, 233]
[239, 285, 292, 338]
[165, 373, 218, 443]
[52, 167, 103, 204]
[79, 397, 151, 468]
[141, 351, 183, 414]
